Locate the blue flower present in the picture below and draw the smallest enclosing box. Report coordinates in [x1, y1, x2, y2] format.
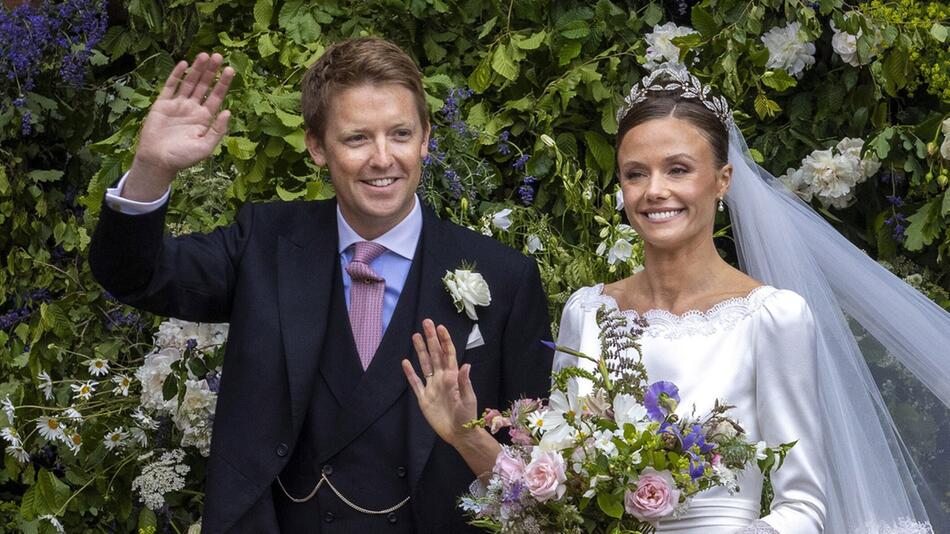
[644, 381, 680, 421]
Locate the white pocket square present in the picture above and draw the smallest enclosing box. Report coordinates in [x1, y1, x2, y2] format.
[465, 323, 485, 349]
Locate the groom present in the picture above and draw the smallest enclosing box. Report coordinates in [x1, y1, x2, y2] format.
[89, 38, 552, 533]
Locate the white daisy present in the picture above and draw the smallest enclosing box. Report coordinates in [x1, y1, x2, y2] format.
[37, 371, 54, 400]
[66, 432, 83, 453]
[70, 381, 97, 401]
[36, 416, 66, 442]
[1, 427, 21, 447]
[6, 444, 30, 464]
[1, 395, 15, 424]
[112, 375, 132, 396]
[130, 427, 149, 447]
[87, 358, 110, 377]
[103, 427, 129, 451]
[62, 406, 83, 423]
[131, 408, 159, 430]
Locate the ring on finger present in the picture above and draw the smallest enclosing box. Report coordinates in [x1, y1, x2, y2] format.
[424, 372, 435, 378]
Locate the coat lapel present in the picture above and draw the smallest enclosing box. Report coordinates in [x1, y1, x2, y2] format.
[276, 202, 338, 438]
[407, 207, 474, 492]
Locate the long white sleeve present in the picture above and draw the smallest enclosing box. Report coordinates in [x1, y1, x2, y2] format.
[104, 171, 170, 214]
[755, 292, 827, 533]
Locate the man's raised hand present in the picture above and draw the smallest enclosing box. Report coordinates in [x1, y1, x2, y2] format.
[122, 53, 235, 202]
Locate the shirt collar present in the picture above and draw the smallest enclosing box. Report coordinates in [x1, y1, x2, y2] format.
[336, 195, 421, 261]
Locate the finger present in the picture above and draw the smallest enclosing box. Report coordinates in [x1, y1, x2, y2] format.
[401, 359, 426, 401]
[159, 61, 188, 100]
[412, 333, 433, 378]
[178, 52, 210, 100]
[458, 363, 477, 407]
[204, 109, 231, 148]
[189, 52, 223, 101]
[437, 325, 458, 371]
[422, 319, 443, 373]
[203, 66, 235, 116]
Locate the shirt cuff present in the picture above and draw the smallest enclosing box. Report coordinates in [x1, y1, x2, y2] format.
[104, 171, 170, 215]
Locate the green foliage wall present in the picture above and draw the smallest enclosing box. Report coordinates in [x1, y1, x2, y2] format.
[1, 0, 948, 531]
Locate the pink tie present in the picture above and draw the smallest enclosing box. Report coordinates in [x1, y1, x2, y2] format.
[345, 241, 388, 370]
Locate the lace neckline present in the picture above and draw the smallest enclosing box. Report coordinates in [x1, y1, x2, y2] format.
[580, 283, 778, 339]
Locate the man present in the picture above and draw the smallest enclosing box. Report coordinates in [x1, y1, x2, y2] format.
[89, 38, 552, 533]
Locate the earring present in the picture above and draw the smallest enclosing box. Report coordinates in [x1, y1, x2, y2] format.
[717, 198, 725, 212]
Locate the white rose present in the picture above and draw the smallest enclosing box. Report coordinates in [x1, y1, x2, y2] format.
[644, 22, 698, 70]
[761, 22, 816, 78]
[444, 269, 491, 320]
[137, 347, 181, 413]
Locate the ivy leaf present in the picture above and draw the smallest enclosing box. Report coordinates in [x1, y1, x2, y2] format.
[597, 492, 624, 519]
[468, 54, 493, 93]
[904, 198, 942, 251]
[761, 70, 797, 92]
[691, 7, 718, 38]
[491, 44, 519, 81]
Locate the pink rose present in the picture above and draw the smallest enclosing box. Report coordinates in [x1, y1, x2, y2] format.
[624, 468, 680, 522]
[508, 426, 533, 445]
[493, 448, 526, 487]
[711, 453, 722, 466]
[523, 450, 567, 502]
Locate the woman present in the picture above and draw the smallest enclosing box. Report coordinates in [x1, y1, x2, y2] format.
[404, 64, 948, 533]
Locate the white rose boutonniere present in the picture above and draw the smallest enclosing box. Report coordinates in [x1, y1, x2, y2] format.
[443, 267, 491, 320]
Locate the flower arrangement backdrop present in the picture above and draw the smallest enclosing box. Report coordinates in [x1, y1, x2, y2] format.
[0, 0, 948, 531]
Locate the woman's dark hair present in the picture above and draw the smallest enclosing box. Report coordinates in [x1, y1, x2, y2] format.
[615, 90, 729, 167]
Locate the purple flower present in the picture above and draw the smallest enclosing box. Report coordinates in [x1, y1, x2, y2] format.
[644, 381, 680, 421]
[511, 154, 530, 170]
[682, 424, 715, 454]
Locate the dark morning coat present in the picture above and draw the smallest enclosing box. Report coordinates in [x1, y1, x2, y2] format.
[89, 197, 553, 533]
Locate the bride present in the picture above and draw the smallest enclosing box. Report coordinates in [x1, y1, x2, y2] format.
[404, 64, 948, 534]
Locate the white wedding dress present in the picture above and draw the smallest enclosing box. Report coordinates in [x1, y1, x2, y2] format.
[553, 284, 827, 534]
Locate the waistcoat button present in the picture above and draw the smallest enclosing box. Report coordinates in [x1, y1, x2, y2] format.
[324, 512, 335, 523]
[387, 512, 398, 524]
[322, 464, 333, 476]
[396, 466, 407, 478]
[275, 443, 289, 457]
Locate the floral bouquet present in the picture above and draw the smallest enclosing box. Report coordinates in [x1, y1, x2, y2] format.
[460, 307, 793, 534]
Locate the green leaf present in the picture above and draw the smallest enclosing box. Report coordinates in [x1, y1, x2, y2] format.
[513, 31, 546, 50]
[559, 20, 590, 39]
[225, 136, 259, 160]
[34, 470, 69, 515]
[597, 492, 624, 519]
[754, 93, 781, 119]
[904, 198, 942, 251]
[28, 170, 64, 184]
[930, 23, 948, 43]
[882, 50, 908, 96]
[760, 70, 797, 92]
[691, 7, 718, 37]
[477, 16, 497, 39]
[274, 108, 303, 128]
[468, 54, 492, 93]
[162, 375, 178, 401]
[584, 131, 615, 177]
[283, 130, 306, 152]
[944, 189, 950, 217]
[423, 33, 447, 63]
[558, 41, 582, 66]
[253, 0, 273, 29]
[138, 508, 157, 531]
[276, 183, 307, 201]
[642, 3, 663, 26]
[278, 0, 321, 45]
[258, 33, 278, 57]
[491, 44, 519, 82]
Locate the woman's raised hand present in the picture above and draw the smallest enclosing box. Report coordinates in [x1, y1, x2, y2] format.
[124, 52, 235, 201]
[401, 319, 479, 447]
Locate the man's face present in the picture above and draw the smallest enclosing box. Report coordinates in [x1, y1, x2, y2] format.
[306, 83, 429, 240]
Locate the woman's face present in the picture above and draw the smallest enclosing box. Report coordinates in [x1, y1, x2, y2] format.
[617, 116, 731, 251]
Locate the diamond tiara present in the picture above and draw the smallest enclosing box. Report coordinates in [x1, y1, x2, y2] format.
[615, 62, 734, 129]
